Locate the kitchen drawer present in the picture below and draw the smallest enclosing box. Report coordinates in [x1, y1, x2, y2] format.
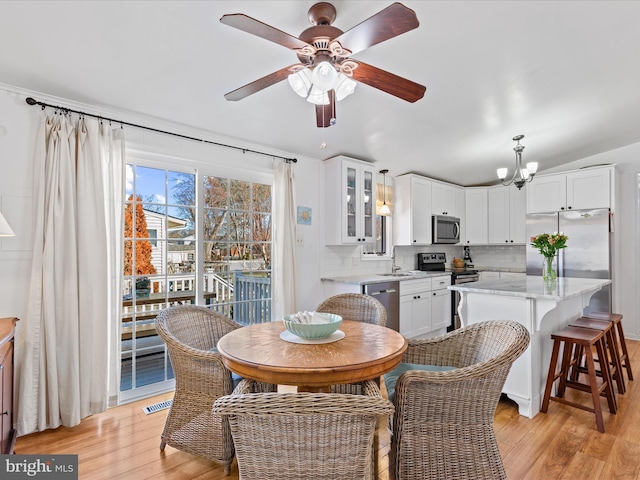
[431, 275, 451, 289]
[400, 278, 432, 295]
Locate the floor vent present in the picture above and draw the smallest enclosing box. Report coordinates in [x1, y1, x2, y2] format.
[142, 399, 173, 415]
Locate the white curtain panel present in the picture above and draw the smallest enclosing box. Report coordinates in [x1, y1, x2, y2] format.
[272, 160, 298, 320]
[15, 113, 124, 435]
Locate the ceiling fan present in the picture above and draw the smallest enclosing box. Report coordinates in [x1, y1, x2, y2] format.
[220, 2, 426, 128]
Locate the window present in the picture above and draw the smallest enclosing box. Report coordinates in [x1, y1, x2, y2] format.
[120, 164, 272, 400]
[147, 229, 157, 246]
[362, 177, 393, 257]
[202, 176, 272, 324]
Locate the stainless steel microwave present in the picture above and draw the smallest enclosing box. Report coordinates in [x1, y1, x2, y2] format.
[432, 215, 461, 244]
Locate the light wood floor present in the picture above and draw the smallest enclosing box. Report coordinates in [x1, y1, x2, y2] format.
[16, 339, 640, 479]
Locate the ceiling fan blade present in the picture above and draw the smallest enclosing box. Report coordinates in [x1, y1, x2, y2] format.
[316, 90, 336, 128]
[224, 64, 300, 101]
[349, 60, 426, 103]
[332, 3, 419, 55]
[220, 13, 310, 50]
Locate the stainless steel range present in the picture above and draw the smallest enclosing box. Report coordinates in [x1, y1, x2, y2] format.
[450, 269, 480, 331]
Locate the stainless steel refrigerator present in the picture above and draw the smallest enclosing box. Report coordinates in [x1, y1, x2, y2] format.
[526, 208, 612, 313]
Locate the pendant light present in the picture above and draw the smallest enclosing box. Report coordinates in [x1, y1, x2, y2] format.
[379, 169, 391, 216]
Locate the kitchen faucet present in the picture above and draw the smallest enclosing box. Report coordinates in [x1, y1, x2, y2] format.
[391, 246, 401, 273]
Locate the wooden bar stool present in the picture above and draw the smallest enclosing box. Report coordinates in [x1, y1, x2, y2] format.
[584, 312, 634, 382]
[569, 317, 625, 395]
[541, 325, 617, 433]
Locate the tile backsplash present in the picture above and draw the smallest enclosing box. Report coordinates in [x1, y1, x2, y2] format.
[468, 245, 526, 270]
[321, 244, 526, 278]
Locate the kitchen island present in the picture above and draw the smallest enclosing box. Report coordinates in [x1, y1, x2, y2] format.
[449, 276, 611, 418]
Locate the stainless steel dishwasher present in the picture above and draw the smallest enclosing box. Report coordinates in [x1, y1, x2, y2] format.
[363, 281, 400, 331]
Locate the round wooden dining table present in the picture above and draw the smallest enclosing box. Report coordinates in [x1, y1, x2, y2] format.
[216, 320, 408, 392]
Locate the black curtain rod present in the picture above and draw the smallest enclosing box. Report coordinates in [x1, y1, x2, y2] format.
[25, 97, 297, 163]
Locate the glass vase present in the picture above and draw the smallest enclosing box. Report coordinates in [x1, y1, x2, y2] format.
[542, 256, 557, 282]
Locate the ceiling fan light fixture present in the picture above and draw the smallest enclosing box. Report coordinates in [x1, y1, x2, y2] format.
[306, 87, 330, 105]
[287, 68, 313, 97]
[334, 74, 357, 101]
[311, 60, 338, 92]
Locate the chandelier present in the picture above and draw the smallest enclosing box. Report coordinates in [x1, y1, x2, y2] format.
[497, 135, 538, 190]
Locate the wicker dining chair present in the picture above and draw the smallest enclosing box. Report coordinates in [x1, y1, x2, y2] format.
[390, 320, 530, 480]
[316, 293, 388, 327]
[213, 378, 394, 480]
[316, 293, 388, 395]
[155, 305, 275, 475]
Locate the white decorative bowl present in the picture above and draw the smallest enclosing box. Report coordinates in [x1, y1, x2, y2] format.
[283, 313, 342, 339]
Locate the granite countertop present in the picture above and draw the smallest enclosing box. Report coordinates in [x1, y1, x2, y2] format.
[321, 270, 451, 286]
[448, 276, 611, 301]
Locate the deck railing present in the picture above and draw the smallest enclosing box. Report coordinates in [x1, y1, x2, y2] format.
[232, 274, 272, 325]
[121, 272, 271, 336]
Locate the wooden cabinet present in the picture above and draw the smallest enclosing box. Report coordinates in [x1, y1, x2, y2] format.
[0, 318, 17, 455]
[324, 156, 376, 245]
[400, 275, 451, 338]
[393, 174, 432, 245]
[464, 188, 488, 244]
[488, 185, 526, 244]
[527, 166, 612, 213]
[431, 181, 463, 218]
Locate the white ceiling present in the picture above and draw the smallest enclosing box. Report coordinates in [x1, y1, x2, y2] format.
[1, 1, 639, 186]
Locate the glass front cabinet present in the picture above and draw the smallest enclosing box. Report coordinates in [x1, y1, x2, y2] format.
[325, 156, 376, 245]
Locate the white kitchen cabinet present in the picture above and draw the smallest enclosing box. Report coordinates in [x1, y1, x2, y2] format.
[400, 275, 451, 338]
[324, 156, 376, 245]
[488, 185, 526, 244]
[430, 275, 452, 331]
[566, 168, 611, 210]
[399, 278, 432, 338]
[527, 166, 612, 213]
[464, 188, 488, 244]
[393, 174, 432, 245]
[432, 181, 463, 218]
[481, 271, 525, 281]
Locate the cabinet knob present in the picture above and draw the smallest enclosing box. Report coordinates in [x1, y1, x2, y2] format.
[568, 206, 572, 210]
[433, 292, 436, 296]
[560, 207, 565, 210]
